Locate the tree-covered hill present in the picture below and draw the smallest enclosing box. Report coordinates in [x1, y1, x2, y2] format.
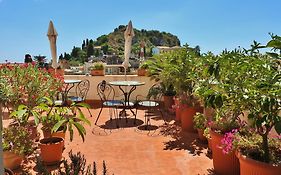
[59, 25, 181, 65]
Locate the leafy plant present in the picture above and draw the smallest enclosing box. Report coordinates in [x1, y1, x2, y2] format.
[2, 125, 34, 155]
[36, 151, 114, 175]
[89, 62, 104, 71]
[0, 63, 63, 118]
[42, 97, 91, 142]
[193, 113, 207, 130]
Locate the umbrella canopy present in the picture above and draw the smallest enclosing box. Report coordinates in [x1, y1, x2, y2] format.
[47, 20, 59, 69]
[122, 20, 135, 69]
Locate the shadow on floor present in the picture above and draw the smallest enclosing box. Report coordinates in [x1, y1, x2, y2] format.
[159, 123, 208, 156]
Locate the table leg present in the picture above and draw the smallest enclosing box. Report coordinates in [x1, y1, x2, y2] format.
[118, 85, 137, 124]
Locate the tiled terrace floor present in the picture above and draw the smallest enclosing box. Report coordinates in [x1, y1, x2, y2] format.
[4, 105, 214, 175]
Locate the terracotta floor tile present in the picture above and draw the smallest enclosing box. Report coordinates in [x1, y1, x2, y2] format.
[3, 107, 214, 175]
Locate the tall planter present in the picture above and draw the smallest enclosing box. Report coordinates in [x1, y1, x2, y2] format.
[3, 151, 23, 170]
[174, 97, 182, 122]
[236, 151, 281, 175]
[39, 137, 64, 165]
[163, 95, 174, 111]
[210, 130, 240, 175]
[180, 105, 197, 132]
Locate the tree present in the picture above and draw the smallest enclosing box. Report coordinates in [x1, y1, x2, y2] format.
[82, 40, 86, 50]
[71, 47, 81, 58]
[87, 43, 94, 58]
[101, 44, 109, 54]
[59, 54, 63, 60]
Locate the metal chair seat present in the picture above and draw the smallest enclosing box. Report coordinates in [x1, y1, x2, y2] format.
[68, 96, 83, 102]
[103, 100, 124, 106]
[138, 101, 159, 107]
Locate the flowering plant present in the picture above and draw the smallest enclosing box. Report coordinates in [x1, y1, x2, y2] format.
[221, 128, 281, 165]
[2, 125, 34, 155]
[0, 62, 63, 113]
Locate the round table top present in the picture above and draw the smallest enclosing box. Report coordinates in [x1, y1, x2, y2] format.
[64, 79, 82, 84]
[109, 81, 145, 86]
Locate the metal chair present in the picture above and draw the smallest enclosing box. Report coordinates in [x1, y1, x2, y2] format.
[136, 84, 166, 128]
[95, 80, 124, 125]
[67, 79, 92, 117]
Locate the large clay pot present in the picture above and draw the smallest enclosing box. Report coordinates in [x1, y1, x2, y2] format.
[174, 97, 182, 122]
[39, 137, 64, 165]
[197, 128, 207, 142]
[236, 151, 281, 175]
[210, 130, 240, 175]
[42, 129, 66, 139]
[207, 138, 212, 151]
[3, 151, 23, 170]
[163, 95, 175, 111]
[181, 106, 197, 132]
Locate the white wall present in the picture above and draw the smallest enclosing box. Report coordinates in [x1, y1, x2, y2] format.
[64, 75, 155, 101]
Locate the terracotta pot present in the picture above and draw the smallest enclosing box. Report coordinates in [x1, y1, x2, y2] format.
[207, 138, 212, 151]
[174, 97, 182, 121]
[137, 68, 147, 76]
[52, 130, 66, 139]
[163, 95, 175, 111]
[4, 168, 14, 175]
[180, 106, 197, 132]
[210, 130, 240, 175]
[39, 137, 64, 165]
[236, 151, 281, 175]
[3, 151, 23, 170]
[197, 128, 207, 142]
[42, 129, 66, 139]
[91, 70, 104, 76]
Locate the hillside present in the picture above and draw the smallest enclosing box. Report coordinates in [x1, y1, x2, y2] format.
[59, 25, 181, 65]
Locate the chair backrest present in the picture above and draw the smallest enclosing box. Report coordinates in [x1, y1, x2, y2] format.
[147, 84, 163, 101]
[97, 80, 116, 102]
[75, 79, 90, 101]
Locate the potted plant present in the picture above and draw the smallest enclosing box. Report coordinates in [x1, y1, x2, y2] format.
[137, 62, 149, 76]
[0, 63, 63, 141]
[221, 37, 281, 175]
[89, 62, 105, 76]
[38, 97, 91, 165]
[193, 113, 208, 142]
[2, 125, 34, 170]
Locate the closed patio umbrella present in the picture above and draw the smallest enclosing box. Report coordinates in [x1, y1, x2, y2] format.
[122, 20, 135, 79]
[47, 20, 59, 69]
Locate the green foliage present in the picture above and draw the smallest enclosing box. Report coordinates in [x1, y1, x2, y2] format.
[89, 62, 105, 71]
[42, 97, 91, 142]
[0, 63, 63, 121]
[36, 151, 113, 175]
[193, 113, 207, 129]
[2, 125, 34, 155]
[234, 132, 281, 165]
[87, 43, 95, 57]
[61, 24, 180, 63]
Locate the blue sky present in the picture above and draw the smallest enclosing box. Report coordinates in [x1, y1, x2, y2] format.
[0, 0, 280, 63]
